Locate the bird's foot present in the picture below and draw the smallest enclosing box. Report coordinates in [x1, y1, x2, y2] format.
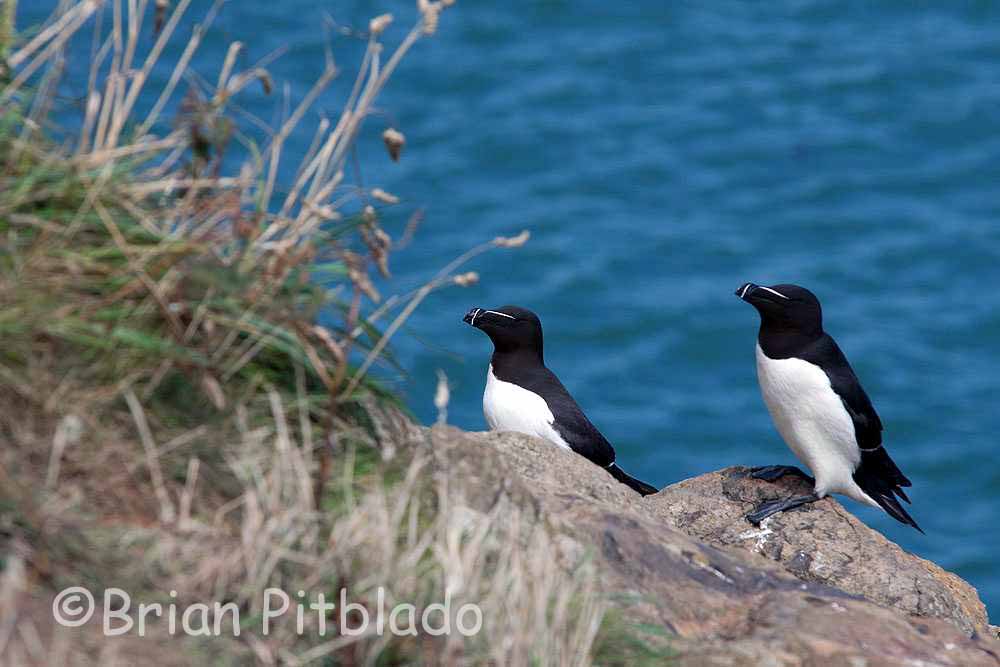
[748, 465, 813, 483]
[746, 493, 820, 526]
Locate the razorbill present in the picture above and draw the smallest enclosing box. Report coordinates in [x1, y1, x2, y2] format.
[463, 305, 658, 496]
[736, 283, 922, 532]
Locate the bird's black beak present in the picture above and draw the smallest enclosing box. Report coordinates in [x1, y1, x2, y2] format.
[463, 307, 483, 327]
[736, 282, 758, 301]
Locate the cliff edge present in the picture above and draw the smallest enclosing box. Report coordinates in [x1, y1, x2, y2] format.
[375, 408, 998, 666]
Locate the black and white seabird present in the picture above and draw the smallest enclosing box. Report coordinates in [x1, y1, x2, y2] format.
[736, 283, 922, 532]
[463, 305, 658, 496]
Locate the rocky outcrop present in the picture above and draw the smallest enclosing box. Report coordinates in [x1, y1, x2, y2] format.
[376, 413, 1000, 666]
[648, 466, 989, 636]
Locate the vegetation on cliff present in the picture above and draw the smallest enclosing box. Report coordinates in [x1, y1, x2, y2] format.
[0, 2, 609, 664]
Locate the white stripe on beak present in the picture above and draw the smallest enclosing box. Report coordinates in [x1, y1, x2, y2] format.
[758, 286, 789, 300]
[470, 308, 482, 326]
[740, 283, 752, 299]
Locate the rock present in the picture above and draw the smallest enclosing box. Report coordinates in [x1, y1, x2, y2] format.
[396, 424, 1000, 665]
[647, 466, 989, 636]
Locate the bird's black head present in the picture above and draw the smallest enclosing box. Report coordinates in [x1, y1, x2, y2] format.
[736, 282, 823, 335]
[463, 305, 544, 358]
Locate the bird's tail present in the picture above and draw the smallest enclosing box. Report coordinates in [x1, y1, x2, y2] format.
[853, 447, 923, 533]
[606, 463, 658, 496]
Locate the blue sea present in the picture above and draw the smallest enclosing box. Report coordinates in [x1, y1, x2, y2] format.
[20, 1, 1000, 618]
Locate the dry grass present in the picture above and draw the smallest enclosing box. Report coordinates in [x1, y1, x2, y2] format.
[0, 1, 609, 664]
[102, 407, 606, 666]
[0, 398, 606, 665]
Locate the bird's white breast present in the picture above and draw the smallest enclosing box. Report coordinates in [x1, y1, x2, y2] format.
[483, 365, 571, 450]
[755, 344, 874, 504]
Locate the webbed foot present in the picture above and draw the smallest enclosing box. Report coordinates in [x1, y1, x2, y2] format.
[746, 493, 820, 525]
[748, 465, 813, 483]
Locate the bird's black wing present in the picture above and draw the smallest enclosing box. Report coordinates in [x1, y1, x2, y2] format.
[501, 365, 657, 495]
[517, 366, 617, 467]
[801, 335, 883, 451]
[802, 335, 921, 532]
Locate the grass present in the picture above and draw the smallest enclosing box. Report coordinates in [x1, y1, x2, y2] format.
[591, 610, 676, 666]
[0, 1, 634, 664]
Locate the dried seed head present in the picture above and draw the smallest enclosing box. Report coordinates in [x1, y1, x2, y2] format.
[452, 271, 479, 287]
[493, 230, 531, 248]
[382, 127, 405, 162]
[421, 4, 441, 35]
[374, 228, 392, 249]
[375, 254, 390, 279]
[362, 205, 377, 224]
[369, 13, 393, 36]
[371, 188, 400, 205]
[310, 203, 341, 220]
[154, 0, 170, 35]
[257, 70, 273, 95]
[362, 217, 392, 279]
[371, 242, 391, 278]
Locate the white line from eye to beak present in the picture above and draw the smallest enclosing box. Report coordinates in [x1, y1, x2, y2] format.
[483, 310, 516, 320]
[740, 283, 752, 299]
[758, 286, 789, 300]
